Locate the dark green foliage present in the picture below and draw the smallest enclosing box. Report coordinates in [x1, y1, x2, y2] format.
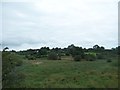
[107, 59, 112, 63]
[16, 45, 118, 62]
[93, 45, 105, 52]
[26, 55, 36, 60]
[65, 52, 70, 56]
[17, 47, 50, 59]
[48, 52, 59, 60]
[3, 47, 9, 51]
[118, 46, 120, 55]
[67, 44, 84, 58]
[73, 55, 82, 61]
[93, 45, 100, 50]
[40, 47, 48, 56]
[85, 54, 96, 61]
[96, 53, 104, 59]
[63, 48, 70, 56]
[2, 51, 23, 88]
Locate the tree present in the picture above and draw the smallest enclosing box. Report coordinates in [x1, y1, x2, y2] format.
[40, 47, 48, 56]
[93, 45, 105, 52]
[116, 46, 120, 55]
[3, 47, 9, 51]
[67, 44, 84, 58]
[93, 45, 100, 50]
[100, 46, 105, 50]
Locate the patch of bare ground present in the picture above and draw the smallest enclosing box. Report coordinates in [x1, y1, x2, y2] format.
[29, 60, 43, 65]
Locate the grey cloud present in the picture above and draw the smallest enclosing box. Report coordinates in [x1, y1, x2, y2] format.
[1, 0, 118, 50]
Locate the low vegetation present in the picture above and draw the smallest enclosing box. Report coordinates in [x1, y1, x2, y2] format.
[2, 48, 24, 88]
[2, 45, 119, 88]
[15, 58, 118, 88]
[48, 52, 61, 60]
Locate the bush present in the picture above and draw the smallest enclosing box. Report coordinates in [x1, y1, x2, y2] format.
[48, 52, 58, 60]
[107, 59, 112, 63]
[10, 53, 23, 66]
[85, 54, 96, 61]
[26, 55, 36, 60]
[96, 53, 104, 59]
[2, 51, 24, 88]
[74, 55, 82, 61]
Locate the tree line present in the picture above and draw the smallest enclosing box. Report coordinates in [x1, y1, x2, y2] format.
[10, 44, 119, 61]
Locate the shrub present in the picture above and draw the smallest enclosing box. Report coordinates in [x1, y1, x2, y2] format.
[96, 53, 104, 59]
[10, 53, 23, 66]
[2, 51, 24, 88]
[74, 55, 82, 61]
[85, 54, 96, 61]
[107, 59, 112, 63]
[65, 53, 70, 56]
[48, 52, 58, 60]
[26, 55, 36, 60]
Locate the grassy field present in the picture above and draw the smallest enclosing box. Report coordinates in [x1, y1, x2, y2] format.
[16, 56, 118, 88]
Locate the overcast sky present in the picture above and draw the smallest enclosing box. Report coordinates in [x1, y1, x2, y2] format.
[1, 0, 119, 50]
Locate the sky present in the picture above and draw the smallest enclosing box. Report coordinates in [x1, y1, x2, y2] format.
[1, 0, 119, 50]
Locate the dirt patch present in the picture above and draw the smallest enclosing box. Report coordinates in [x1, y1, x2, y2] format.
[30, 60, 43, 65]
[33, 62, 43, 65]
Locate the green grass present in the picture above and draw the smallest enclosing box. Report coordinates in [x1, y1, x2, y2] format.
[16, 57, 118, 88]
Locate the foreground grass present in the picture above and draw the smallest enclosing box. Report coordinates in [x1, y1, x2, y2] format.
[16, 57, 118, 88]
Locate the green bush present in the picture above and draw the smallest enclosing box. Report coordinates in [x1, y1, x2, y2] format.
[48, 52, 59, 60]
[96, 53, 104, 59]
[11, 53, 23, 66]
[107, 59, 112, 63]
[85, 54, 96, 61]
[2, 51, 24, 88]
[73, 55, 82, 61]
[26, 55, 36, 60]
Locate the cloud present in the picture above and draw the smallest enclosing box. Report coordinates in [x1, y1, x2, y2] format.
[1, 0, 118, 50]
[15, 11, 27, 18]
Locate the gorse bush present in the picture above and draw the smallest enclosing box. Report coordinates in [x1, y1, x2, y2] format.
[48, 52, 59, 60]
[73, 55, 82, 61]
[85, 54, 96, 61]
[2, 51, 23, 88]
[10, 53, 23, 66]
[96, 53, 104, 59]
[26, 55, 36, 60]
[107, 59, 112, 63]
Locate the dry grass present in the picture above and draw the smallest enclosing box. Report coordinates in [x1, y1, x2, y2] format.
[29, 60, 43, 65]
